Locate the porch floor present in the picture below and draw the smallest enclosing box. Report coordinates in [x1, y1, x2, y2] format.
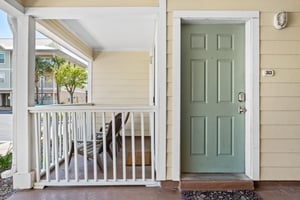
[8, 186, 181, 200]
[7, 181, 300, 200]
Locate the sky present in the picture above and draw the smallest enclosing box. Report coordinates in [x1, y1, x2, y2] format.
[0, 9, 46, 38]
[0, 10, 12, 38]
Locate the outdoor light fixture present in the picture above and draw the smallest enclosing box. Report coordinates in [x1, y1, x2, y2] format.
[273, 11, 288, 30]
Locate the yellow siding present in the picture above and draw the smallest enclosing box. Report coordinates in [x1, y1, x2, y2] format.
[92, 51, 151, 136]
[261, 55, 300, 68]
[261, 12, 300, 26]
[92, 51, 150, 105]
[261, 69, 300, 83]
[166, 0, 300, 180]
[261, 153, 300, 167]
[261, 83, 300, 97]
[261, 125, 300, 139]
[167, 0, 300, 11]
[261, 168, 300, 180]
[261, 97, 300, 110]
[261, 27, 300, 41]
[261, 139, 300, 153]
[261, 41, 300, 55]
[21, 0, 158, 7]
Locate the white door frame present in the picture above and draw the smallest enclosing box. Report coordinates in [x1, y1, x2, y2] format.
[172, 11, 260, 180]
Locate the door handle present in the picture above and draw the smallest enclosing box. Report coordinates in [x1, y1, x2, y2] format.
[239, 106, 247, 114]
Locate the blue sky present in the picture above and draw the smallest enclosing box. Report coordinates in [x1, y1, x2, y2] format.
[0, 10, 13, 38]
[0, 9, 45, 38]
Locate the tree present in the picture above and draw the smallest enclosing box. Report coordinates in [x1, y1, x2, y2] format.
[53, 64, 87, 104]
[50, 56, 66, 104]
[35, 56, 52, 104]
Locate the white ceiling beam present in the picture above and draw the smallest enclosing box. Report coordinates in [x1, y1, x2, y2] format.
[25, 7, 158, 19]
[36, 20, 93, 61]
[0, 0, 24, 16]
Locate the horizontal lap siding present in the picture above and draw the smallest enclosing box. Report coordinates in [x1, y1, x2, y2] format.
[92, 51, 150, 106]
[260, 9, 300, 179]
[92, 51, 151, 136]
[167, 0, 300, 180]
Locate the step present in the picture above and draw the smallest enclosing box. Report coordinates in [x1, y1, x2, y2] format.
[180, 174, 254, 191]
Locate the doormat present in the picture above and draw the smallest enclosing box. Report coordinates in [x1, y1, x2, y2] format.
[181, 190, 261, 200]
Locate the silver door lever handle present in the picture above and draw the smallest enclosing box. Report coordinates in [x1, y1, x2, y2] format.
[239, 106, 247, 114]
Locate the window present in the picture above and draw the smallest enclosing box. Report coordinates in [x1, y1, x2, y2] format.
[0, 53, 4, 64]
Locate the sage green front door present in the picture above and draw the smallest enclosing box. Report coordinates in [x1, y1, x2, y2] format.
[181, 24, 245, 173]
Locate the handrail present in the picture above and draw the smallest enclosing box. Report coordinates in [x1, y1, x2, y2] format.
[28, 105, 157, 113]
[31, 106, 157, 187]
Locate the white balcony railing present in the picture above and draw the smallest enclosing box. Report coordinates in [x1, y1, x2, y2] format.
[29, 105, 157, 187]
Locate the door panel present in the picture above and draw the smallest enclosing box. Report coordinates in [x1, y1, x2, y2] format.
[217, 116, 233, 156]
[191, 116, 206, 155]
[181, 24, 245, 173]
[191, 60, 207, 103]
[217, 59, 233, 103]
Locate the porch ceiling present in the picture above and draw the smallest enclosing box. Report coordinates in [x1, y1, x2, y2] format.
[29, 7, 158, 52]
[59, 14, 156, 51]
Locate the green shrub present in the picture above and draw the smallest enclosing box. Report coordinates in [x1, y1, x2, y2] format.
[0, 150, 12, 170]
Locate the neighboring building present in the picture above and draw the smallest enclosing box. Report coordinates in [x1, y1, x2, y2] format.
[1, 0, 300, 191]
[0, 38, 88, 106]
[0, 42, 12, 107]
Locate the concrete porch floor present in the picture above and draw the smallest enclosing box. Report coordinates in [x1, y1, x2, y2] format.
[7, 186, 181, 200]
[7, 181, 300, 200]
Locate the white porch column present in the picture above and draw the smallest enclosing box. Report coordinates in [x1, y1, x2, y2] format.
[12, 15, 36, 189]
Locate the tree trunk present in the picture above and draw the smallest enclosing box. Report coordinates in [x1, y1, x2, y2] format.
[35, 85, 39, 104]
[35, 74, 39, 104]
[56, 85, 60, 104]
[70, 92, 74, 104]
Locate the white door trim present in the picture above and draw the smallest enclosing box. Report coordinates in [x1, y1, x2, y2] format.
[172, 11, 260, 180]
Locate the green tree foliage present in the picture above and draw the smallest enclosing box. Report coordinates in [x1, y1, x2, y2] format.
[53, 64, 87, 104]
[50, 56, 66, 104]
[35, 56, 52, 104]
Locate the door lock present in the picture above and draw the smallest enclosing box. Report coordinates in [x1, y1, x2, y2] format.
[239, 106, 247, 114]
[238, 92, 246, 102]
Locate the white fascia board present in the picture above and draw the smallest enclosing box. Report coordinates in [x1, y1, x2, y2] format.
[25, 7, 159, 19]
[0, 0, 24, 16]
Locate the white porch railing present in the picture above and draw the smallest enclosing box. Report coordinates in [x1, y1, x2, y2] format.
[29, 105, 157, 187]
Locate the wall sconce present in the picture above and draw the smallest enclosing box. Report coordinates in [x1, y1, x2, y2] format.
[273, 11, 288, 30]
